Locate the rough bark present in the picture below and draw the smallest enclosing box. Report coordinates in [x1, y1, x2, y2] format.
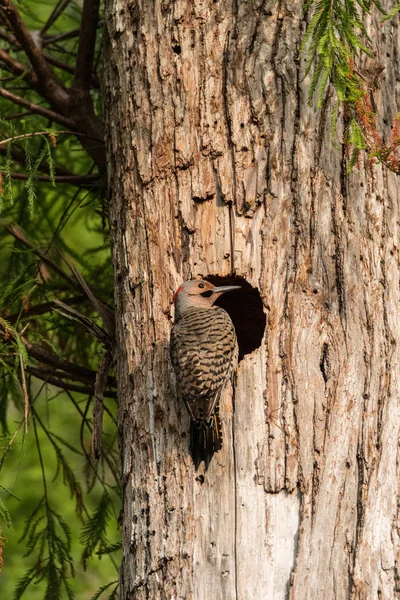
[104, 1, 400, 598]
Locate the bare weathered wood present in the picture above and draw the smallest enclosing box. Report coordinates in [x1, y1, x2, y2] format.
[104, 1, 400, 598]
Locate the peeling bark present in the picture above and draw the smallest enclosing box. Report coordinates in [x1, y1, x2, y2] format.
[104, 1, 400, 598]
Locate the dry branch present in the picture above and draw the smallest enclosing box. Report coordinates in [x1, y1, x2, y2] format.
[7, 296, 87, 324]
[0, 47, 36, 84]
[73, 0, 100, 93]
[10, 172, 101, 185]
[0, 87, 75, 127]
[42, 28, 80, 46]
[92, 349, 113, 460]
[26, 365, 117, 398]
[41, 0, 72, 36]
[4, 224, 81, 290]
[22, 340, 116, 388]
[0, 0, 68, 108]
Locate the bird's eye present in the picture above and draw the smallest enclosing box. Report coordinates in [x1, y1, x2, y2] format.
[198, 283, 204, 289]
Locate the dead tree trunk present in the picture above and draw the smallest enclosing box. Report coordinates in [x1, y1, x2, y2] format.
[104, 1, 400, 598]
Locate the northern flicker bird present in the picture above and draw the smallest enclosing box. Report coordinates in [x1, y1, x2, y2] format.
[170, 279, 240, 469]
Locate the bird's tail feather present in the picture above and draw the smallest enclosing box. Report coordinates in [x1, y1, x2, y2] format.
[190, 411, 222, 470]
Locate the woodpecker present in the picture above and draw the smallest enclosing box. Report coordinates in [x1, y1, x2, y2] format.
[170, 279, 240, 469]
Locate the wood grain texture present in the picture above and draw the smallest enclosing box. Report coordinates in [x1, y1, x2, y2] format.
[104, 0, 400, 597]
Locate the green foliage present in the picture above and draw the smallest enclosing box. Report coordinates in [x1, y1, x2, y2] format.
[81, 491, 112, 569]
[303, 1, 400, 171]
[344, 116, 366, 171]
[90, 580, 119, 600]
[0, 315, 29, 370]
[5, 143, 14, 207]
[0, 492, 13, 532]
[1, 394, 120, 600]
[16, 501, 75, 599]
[0, 1, 119, 598]
[303, 0, 382, 107]
[382, 2, 400, 20]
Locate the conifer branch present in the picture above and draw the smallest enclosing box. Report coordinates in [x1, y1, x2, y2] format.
[0, 318, 117, 396]
[92, 350, 113, 460]
[303, 1, 400, 173]
[0, 2, 105, 167]
[0, 47, 37, 84]
[26, 366, 117, 398]
[70, 264, 115, 337]
[0, 129, 105, 147]
[7, 296, 87, 324]
[22, 340, 116, 389]
[53, 300, 111, 348]
[4, 224, 82, 290]
[43, 52, 101, 88]
[73, 0, 100, 93]
[0, 28, 100, 87]
[0, 142, 100, 188]
[65, 391, 120, 488]
[19, 352, 29, 432]
[0, 0, 68, 108]
[0, 88, 75, 128]
[0, 3, 117, 594]
[9, 172, 101, 185]
[42, 28, 81, 46]
[302, 0, 378, 108]
[41, 0, 72, 36]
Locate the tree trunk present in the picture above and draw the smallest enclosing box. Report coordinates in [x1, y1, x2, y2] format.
[104, 1, 400, 598]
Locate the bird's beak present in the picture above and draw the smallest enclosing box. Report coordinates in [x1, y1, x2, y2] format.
[213, 285, 241, 294]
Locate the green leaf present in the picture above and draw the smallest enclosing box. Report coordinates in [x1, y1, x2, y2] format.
[81, 490, 112, 569]
[90, 580, 119, 600]
[382, 3, 400, 21]
[0, 493, 13, 530]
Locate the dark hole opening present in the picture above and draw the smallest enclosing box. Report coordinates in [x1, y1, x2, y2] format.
[205, 274, 266, 361]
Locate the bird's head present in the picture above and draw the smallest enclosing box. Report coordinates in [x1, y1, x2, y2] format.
[173, 279, 240, 319]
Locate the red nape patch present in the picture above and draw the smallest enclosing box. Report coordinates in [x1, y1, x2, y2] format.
[173, 285, 184, 304]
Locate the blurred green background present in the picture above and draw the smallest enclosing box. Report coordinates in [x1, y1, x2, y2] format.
[0, 1, 121, 598]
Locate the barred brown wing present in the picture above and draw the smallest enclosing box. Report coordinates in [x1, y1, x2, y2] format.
[170, 307, 238, 421]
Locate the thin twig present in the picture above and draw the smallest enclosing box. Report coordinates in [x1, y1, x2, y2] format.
[0, 142, 94, 181]
[19, 352, 29, 432]
[26, 365, 117, 398]
[41, 0, 72, 36]
[42, 28, 80, 46]
[92, 349, 113, 460]
[22, 339, 116, 387]
[70, 264, 115, 337]
[42, 52, 100, 88]
[4, 110, 35, 119]
[0, 0, 68, 108]
[0, 27, 100, 87]
[0, 47, 36, 83]
[9, 172, 101, 185]
[0, 419, 23, 468]
[0, 88, 74, 128]
[53, 299, 111, 347]
[67, 390, 120, 494]
[0, 379, 49, 470]
[7, 295, 87, 324]
[0, 129, 105, 147]
[4, 223, 82, 290]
